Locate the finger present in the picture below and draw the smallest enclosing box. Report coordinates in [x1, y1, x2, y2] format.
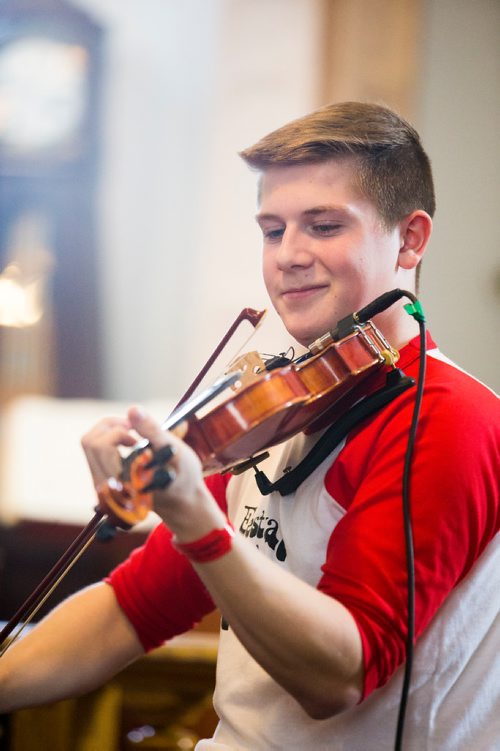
[171, 420, 188, 440]
[81, 424, 136, 453]
[127, 406, 167, 447]
[81, 416, 132, 446]
[84, 415, 131, 438]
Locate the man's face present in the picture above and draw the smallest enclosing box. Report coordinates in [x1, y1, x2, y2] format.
[257, 159, 405, 346]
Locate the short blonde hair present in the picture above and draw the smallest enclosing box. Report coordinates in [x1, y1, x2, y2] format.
[240, 101, 435, 229]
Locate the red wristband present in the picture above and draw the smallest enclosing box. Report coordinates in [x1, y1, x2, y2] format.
[173, 522, 235, 563]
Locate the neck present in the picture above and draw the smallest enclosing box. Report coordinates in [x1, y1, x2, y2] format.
[372, 300, 421, 352]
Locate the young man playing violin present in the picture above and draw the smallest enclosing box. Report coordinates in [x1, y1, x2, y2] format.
[1, 102, 499, 750]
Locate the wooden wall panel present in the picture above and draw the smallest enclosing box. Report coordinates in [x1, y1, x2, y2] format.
[317, 0, 424, 119]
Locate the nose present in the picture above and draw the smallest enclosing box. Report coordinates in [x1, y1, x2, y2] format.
[275, 227, 314, 271]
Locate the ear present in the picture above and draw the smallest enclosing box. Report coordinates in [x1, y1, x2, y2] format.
[397, 211, 432, 270]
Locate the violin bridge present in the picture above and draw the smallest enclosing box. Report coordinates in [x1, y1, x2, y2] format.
[225, 351, 267, 389]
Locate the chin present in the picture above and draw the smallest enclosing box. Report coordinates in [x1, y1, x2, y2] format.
[285, 322, 328, 348]
[278, 302, 348, 347]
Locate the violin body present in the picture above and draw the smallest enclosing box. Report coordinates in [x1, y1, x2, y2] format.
[182, 321, 397, 473]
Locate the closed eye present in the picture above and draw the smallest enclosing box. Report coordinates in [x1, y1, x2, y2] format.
[262, 226, 285, 242]
[310, 222, 342, 236]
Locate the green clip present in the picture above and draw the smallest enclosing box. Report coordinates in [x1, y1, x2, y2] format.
[404, 300, 426, 323]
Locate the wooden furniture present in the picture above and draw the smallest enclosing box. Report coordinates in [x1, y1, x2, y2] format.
[0, 516, 220, 751]
[2, 632, 219, 751]
[0, 519, 149, 623]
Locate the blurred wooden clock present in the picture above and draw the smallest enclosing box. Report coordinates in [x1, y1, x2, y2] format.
[0, 0, 102, 176]
[0, 0, 104, 397]
[0, 35, 88, 162]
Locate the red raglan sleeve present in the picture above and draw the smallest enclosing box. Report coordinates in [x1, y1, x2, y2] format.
[105, 472, 231, 651]
[318, 362, 499, 699]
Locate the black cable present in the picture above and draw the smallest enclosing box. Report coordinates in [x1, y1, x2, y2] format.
[394, 297, 427, 751]
[328, 286, 428, 749]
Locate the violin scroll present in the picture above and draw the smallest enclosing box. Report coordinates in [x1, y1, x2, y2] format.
[96, 444, 178, 529]
[96, 450, 154, 529]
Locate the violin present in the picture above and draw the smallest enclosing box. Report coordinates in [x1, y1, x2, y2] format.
[97, 317, 398, 531]
[0, 288, 412, 654]
[173, 320, 397, 473]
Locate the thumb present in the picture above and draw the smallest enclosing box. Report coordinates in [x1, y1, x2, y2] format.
[127, 405, 166, 446]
